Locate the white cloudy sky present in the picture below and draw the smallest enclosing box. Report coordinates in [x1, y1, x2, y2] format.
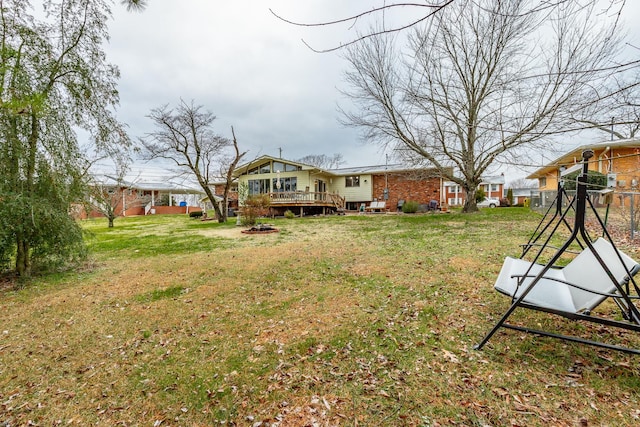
[106, 1, 392, 170]
[102, 1, 640, 180]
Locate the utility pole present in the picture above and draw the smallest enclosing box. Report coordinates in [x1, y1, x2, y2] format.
[611, 116, 615, 141]
[384, 153, 389, 200]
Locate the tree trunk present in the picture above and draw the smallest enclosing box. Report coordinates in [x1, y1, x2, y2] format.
[217, 201, 227, 223]
[462, 198, 479, 213]
[219, 129, 245, 224]
[211, 200, 225, 223]
[14, 112, 38, 276]
[202, 185, 225, 224]
[462, 186, 479, 213]
[15, 237, 30, 277]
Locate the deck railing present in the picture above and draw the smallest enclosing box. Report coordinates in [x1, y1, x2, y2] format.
[268, 191, 345, 208]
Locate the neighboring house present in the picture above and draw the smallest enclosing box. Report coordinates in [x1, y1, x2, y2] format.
[443, 175, 506, 207]
[527, 138, 640, 191]
[131, 179, 205, 215]
[80, 174, 205, 219]
[527, 138, 640, 193]
[82, 174, 143, 219]
[527, 138, 640, 208]
[211, 181, 239, 213]
[233, 155, 445, 215]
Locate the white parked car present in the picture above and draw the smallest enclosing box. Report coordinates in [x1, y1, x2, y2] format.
[477, 197, 500, 208]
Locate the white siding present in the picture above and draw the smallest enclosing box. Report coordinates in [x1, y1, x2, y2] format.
[334, 174, 372, 202]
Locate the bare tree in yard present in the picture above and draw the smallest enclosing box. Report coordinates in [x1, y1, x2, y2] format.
[297, 153, 344, 169]
[87, 173, 128, 228]
[340, 0, 633, 212]
[218, 127, 246, 220]
[86, 162, 146, 228]
[140, 101, 246, 223]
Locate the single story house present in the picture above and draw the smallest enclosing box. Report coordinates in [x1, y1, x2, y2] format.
[233, 155, 447, 215]
[84, 156, 515, 218]
[79, 173, 205, 219]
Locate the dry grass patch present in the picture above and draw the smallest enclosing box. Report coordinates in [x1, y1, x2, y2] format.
[1, 212, 640, 425]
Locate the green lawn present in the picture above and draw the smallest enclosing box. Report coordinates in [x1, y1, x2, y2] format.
[1, 209, 639, 426]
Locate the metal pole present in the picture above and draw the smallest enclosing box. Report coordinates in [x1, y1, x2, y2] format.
[384, 154, 389, 200]
[611, 116, 615, 141]
[632, 193, 636, 240]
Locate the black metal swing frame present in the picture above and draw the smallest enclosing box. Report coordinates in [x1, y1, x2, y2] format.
[475, 149, 640, 355]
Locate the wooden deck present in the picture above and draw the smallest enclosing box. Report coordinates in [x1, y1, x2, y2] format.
[268, 191, 345, 210]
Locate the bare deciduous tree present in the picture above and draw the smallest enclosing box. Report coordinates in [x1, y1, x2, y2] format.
[88, 175, 128, 228]
[218, 127, 246, 221]
[270, 1, 607, 53]
[86, 162, 147, 228]
[341, 0, 632, 212]
[572, 72, 640, 140]
[297, 153, 344, 169]
[271, 1, 454, 53]
[140, 100, 246, 223]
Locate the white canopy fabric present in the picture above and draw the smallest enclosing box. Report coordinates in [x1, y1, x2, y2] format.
[494, 238, 639, 313]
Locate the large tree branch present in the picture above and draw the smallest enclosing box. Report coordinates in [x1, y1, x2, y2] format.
[271, 1, 454, 53]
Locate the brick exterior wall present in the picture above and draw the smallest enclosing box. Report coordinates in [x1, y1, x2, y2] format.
[76, 204, 202, 219]
[371, 172, 441, 211]
[609, 147, 640, 190]
[535, 146, 640, 191]
[75, 187, 203, 219]
[151, 206, 202, 215]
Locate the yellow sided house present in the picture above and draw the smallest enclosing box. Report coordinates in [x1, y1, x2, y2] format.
[233, 156, 347, 216]
[233, 155, 446, 216]
[528, 138, 640, 192]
